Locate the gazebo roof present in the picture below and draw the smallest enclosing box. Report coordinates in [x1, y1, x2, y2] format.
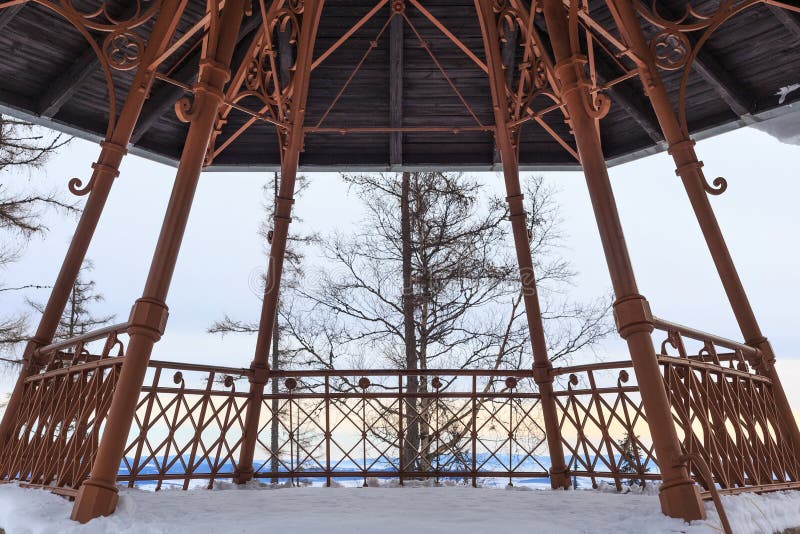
[0, 0, 799, 171]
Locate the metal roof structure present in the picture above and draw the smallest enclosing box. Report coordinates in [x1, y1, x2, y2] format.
[0, 0, 799, 170]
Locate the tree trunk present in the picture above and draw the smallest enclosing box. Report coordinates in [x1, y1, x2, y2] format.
[400, 171, 419, 475]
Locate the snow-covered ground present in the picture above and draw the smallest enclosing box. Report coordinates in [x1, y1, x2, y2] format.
[1, 481, 799, 533]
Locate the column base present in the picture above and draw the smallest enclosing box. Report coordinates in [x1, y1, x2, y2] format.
[658, 480, 705, 521]
[232, 465, 254, 485]
[549, 468, 571, 490]
[71, 479, 119, 523]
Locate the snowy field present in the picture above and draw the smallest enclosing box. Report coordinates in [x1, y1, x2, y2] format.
[1, 481, 800, 533]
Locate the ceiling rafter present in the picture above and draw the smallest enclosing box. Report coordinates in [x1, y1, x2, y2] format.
[765, 3, 800, 41]
[389, 7, 403, 168]
[36, 2, 140, 119]
[131, 13, 263, 144]
[0, 3, 24, 32]
[38, 47, 99, 118]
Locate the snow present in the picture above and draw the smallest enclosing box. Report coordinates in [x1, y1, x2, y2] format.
[1, 481, 799, 533]
[750, 104, 800, 146]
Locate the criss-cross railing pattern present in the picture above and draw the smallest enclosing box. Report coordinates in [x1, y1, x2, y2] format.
[0, 324, 129, 495]
[553, 361, 659, 489]
[654, 319, 800, 494]
[251, 370, 549, 487]
[3, 344, 799, 496]
[119, 361, 250, 489]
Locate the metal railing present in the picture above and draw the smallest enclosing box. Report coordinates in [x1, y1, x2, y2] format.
[2, 319, 800, 500]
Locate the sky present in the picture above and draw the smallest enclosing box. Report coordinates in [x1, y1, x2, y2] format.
[1, 120, 799, 412]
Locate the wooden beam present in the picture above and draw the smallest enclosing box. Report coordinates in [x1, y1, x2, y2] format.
[0, 3, 23, 32]
[131, 14, 262, 144]
[37, 46, 99, 118]
[35, 2, 143, 119]
[389, 11, 403, 167]
[766, 3, 800, 42]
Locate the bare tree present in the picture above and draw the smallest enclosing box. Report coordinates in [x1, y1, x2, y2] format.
[208, 172, 316, 481]
[0, 116, 72, 362]
[286, 172, 612, 471]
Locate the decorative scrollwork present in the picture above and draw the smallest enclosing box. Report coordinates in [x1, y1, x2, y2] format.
[567, 373, 579, 390]
[174, 96, 196, 123]
[103, 30, 144, 71]
[68, 176, 94, 196]
[173, 371, 185, 387]
[703, 176, 728, 195]
[58, 0, 162, 32]
[650, 30, 690, 71]
[617, 369, 629, 388]
[637, 0, 735, 33]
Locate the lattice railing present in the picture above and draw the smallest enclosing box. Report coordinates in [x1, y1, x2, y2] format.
[552, 361, 659, 489]
[252, 370, 549, 487]
[653, 318, 800, 495]
[117, 361, 250, 489]
[2, 328, 799, 496]
[0, 323, 129, 495]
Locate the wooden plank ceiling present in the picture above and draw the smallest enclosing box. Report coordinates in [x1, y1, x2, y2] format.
[0, 0, 798, 171]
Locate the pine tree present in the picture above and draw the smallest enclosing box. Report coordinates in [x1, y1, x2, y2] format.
[617, 432, 650, 487]
[29, 260, 114, 343]
[0, 116, 73, 362]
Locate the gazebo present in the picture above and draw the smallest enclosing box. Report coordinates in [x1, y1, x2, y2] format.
[0, 0, 798, 525]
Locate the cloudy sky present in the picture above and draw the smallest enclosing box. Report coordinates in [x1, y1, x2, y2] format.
[2, 120, 799, 412]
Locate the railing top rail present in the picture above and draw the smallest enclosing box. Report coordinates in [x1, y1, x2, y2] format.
[657, 355, 771, 383]
[552, 359, 633, 376]
[652, 316, 759, 357]
[147, 359, 251, 376]
[36, 322, 129, 356]
[26, 357, 125, 383]
[267, 368, 536, 378]
[144, 361, 539, 379]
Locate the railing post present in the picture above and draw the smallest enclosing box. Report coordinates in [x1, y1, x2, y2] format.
[538, 0, 705, 520]
[0, 0, 186, 450]
[71, 0, 246, 521]
[474, 0, 570, 490]
[233, 0, 325, 484]
[606, 0, 800, 456]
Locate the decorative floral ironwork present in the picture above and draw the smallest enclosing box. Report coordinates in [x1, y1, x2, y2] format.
[103, 30, 144, 71]
[57, 0, 162, 32]
[650, 30, 691, 71]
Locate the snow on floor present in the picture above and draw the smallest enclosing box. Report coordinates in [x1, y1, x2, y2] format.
[1, 481, 799, 534]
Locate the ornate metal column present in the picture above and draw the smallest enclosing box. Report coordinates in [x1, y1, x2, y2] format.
[474, 0, 569, 490]
[606, 0, 800, 454]
[233, 0, 325, 485]
[539, 0, 705, 520]
[0, 0, 187, 448]
[71, 0, 247, 522]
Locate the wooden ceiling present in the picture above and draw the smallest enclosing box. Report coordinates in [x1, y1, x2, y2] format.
[0, 0, 799, 171]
